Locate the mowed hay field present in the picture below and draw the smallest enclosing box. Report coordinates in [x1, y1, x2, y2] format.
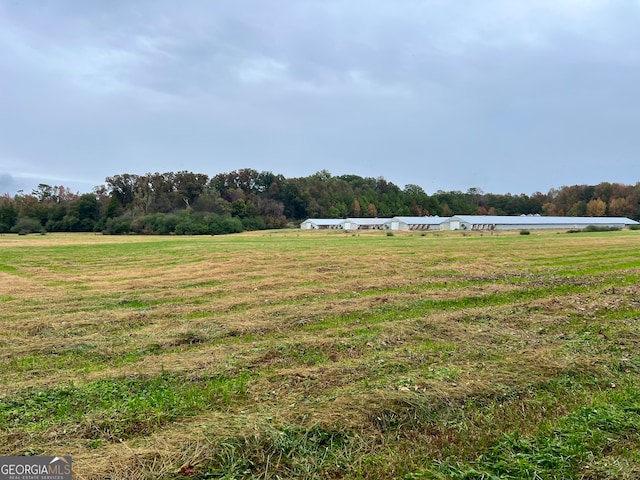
[1, 229, 639, 479]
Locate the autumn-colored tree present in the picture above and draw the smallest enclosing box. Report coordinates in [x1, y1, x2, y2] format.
[586, 198, 607, 216]
[608, 196, 635, 217]
[351, 199, 361, 216]
[541, 203, 558, 216]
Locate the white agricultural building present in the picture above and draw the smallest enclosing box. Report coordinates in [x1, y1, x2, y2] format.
[441, 215, 639, 231]
[343, 218, 389, 230]
[301, 215, 638, 231]
[300, 217, 392, 230]
[300, 219, 345, 229]
[388, 216, 447, 231]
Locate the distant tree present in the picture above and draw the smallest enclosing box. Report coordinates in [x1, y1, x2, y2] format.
[608, 196, 636, 217]
[313, 170, 332, 182]
[467, 187, 484, 206]
[174, 171, 208, 209]
[254, 197, 284, 218]
[351, 199, 361, 217]
[586, 198, 607, 217]
[567, 201, 587, 216]
[553, 185, 592, 215]
[593, 182, 615, 204]
[0, 196, 18, 232]
[281, 180, 310, 219]
[192, 188, 232, 215]
[146, 172, 176, 213]
[104, 196, 122, 219]
[133, 175, 153, 216]
[67, 194, 101, 230]
[214, 169, 260, 198]
[106, 174, 140, 208]
[434, 191, 475, 214]
[254, 171, 280, 193]
[542, 202, 559, 216]
[32, 184, 53, 202]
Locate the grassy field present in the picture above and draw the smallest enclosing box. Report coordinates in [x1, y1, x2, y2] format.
[1, 229, 639, 479]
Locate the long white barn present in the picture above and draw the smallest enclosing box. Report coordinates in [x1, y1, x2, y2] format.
[442, 215, 639, 231]
[300, 216, 447, 230]
[301, 215, 639, 231]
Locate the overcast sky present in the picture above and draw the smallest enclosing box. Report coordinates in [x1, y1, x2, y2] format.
[1, 1, 639, 196]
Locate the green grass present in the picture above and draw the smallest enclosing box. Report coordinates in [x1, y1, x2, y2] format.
[409, 383, 640, 479]
[0, 372, 250, 441]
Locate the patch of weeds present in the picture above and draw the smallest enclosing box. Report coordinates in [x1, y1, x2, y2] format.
[167, 330, 214, 347]
[369, 396, 436, 432]
[7, 344, 105, 374]
[422, 366, 461, 382]
[418, 339, 458, 355]
[86, 439, 104, 449]
[185, 311, 217, 320]
[263, 343, 328, 367]
[407, 385, 640, 480]
[117, 298, 152, 309]
[350, 325, 382, 341]
[183, 425, 355, 480]
[0, 264, 18, 273]
[0, 372, 251, 439]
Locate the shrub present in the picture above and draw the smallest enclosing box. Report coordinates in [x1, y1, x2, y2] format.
[519, 230, 530, 235]
[103, 216, 132, 235]
[629, 224, 640, 230]
[584, 225, 621, 232]
[10, 217, 44, 235]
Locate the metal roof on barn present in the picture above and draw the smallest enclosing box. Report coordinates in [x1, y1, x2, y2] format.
[450, 215, 638, 225]
[345, 218, 389, 225]
[392, 216, 447, 225]
[301, 219, 346, 226]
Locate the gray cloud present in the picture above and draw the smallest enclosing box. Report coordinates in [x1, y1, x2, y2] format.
[1, 0, 639, 196]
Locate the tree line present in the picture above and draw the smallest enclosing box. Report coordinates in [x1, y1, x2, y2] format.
[1, 169, 639, 235]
